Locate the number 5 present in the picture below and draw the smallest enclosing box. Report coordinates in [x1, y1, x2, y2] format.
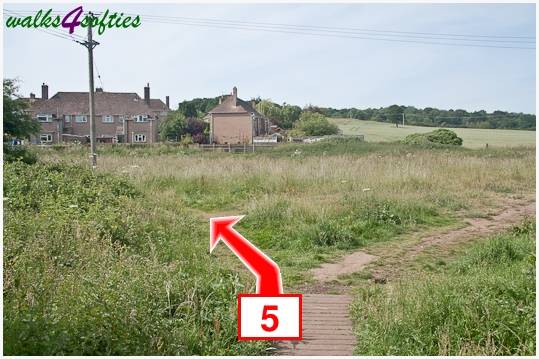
[261, 305, 279, 332]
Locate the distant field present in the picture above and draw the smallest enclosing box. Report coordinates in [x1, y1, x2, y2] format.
[331, 118, 536, 148]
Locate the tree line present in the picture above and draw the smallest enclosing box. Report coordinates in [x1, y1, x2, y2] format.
[173, 97, 536, 131]
[323, 104, 536, 130]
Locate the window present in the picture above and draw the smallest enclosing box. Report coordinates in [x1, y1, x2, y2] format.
[102, 115, 113, 123]
[64, 115, 71, 122]
[40, 133, 53, 143]
[133, 133, 146, 143]
[134, 115, 148, 122]
[37, 114, 51, 122]
[75, 115, 87, 123]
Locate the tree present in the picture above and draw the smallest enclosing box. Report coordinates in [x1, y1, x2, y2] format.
[256, 99, 283, 126]
[178, 102, 198, 118]
[185, 117, 209, 144]
[3, 79, 39, 141]
[159, 110, 186, 141]
[184, 117, 207, 136]
[293, 112, 339, 136]
[280, 104, 302, 129]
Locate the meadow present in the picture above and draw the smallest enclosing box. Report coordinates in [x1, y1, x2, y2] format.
[3, 139, 536, 355]
[331, 118, 536, 148]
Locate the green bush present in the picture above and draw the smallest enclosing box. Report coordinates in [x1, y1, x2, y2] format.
[3, 162, 264, 355]
[403, 129, 463, 146]
[293, 112, 339, 136]
[3, 144, 37, 164]
[351, 220, 536, 355]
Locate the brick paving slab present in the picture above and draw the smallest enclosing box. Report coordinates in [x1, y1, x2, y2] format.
[275, 294, 356, 356]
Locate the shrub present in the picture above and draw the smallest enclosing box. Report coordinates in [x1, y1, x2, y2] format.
[293, 112, 339, 136]
[3, 144, 37, 164]
[403, 129, 463, 146]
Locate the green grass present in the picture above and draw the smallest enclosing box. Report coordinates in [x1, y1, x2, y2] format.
[331, 118, 536, 149]
[3, 162, 265, 355]
[5, 142, 535, 354]
[351, 220, 536, 355]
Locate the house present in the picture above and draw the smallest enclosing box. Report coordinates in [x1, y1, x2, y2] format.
[26, 83, 170, 144]
[207, 87, 271, 144]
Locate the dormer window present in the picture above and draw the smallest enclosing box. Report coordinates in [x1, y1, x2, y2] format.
[134, 115, 148, 123]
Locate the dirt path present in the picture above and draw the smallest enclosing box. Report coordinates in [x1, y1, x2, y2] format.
[275, 197, 535, 356]
[311, 198, 535, 283]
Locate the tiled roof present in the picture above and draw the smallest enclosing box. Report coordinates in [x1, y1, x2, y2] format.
[27, 92, 168, 117]
[208, 94, 264, 117]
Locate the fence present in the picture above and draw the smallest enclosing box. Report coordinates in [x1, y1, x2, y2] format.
[198, 143, 277, 153]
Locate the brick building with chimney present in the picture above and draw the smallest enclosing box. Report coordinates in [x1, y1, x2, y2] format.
[207, 87, 271, 144]
[27, 83, 170, 144]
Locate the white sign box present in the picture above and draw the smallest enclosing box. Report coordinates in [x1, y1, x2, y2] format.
[238, 294, 302, 340]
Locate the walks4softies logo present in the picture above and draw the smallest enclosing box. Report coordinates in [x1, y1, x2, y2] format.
[5, 6, 141, 35]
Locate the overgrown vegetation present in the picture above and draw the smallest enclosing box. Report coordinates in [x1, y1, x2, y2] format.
[5, 141, 535, 355]
[3, 162, 264, 355]
[3, 78, 40, 163]
[290, 112, 339, 136]
[159, 110, 208, 143]
[351, 220, 536, 355]
[403, 129, 463, 146]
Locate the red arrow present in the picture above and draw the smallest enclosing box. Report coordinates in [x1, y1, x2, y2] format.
[210, 216, 283, 295]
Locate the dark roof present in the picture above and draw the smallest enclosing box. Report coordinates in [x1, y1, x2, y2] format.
[208, 94, 264, 117]
[149, 98, 169, 111]
[27, 91, 169, 116]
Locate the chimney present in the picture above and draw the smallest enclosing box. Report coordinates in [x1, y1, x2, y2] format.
[165, 96, 170, 109]
[144, 83, 150, 105]
[41, 83, 48, 100]
[232, 86, 237, 106]
[219, 96, 222, 104]
[251, 99, 257, 109]
[30, 93, 36, 99]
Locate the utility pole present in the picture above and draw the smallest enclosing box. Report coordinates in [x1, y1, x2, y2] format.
[402, 113, 405, 127]
[78, 12, 99, 169]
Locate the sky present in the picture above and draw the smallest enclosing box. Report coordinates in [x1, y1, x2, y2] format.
[3, 2, 536, 114]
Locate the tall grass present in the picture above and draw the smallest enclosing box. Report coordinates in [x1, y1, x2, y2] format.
[3, 162, 264, 355]
[8, 141, 535, 354]
[36, 141, 535, 283]
[351, 220, 536, 355]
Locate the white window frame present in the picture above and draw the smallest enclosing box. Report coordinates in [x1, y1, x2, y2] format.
[37, 114, 51, 122]
[40, 133, 53, 143]
[133, 133, 147, 143]
[75, 115, 87, 123]
[102, 115, 114, 123]
[134, 115, 148, 123]
[64, 115, 71, 123]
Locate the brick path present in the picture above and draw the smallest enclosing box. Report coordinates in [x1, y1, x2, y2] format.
[275, 294, 355, 356]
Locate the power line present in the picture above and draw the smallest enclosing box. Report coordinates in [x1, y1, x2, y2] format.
[94, 60, 104, 89]
[7, 8, 535, 40]
[138, 17, 535, 50]
[134, 13, 535, 43]
[5, 8, 535, 49]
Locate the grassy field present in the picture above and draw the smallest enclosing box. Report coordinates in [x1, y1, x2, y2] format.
[352, 220, 536, 355]
[3, 140, 536, 355]
[331, 118, 536, 148]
